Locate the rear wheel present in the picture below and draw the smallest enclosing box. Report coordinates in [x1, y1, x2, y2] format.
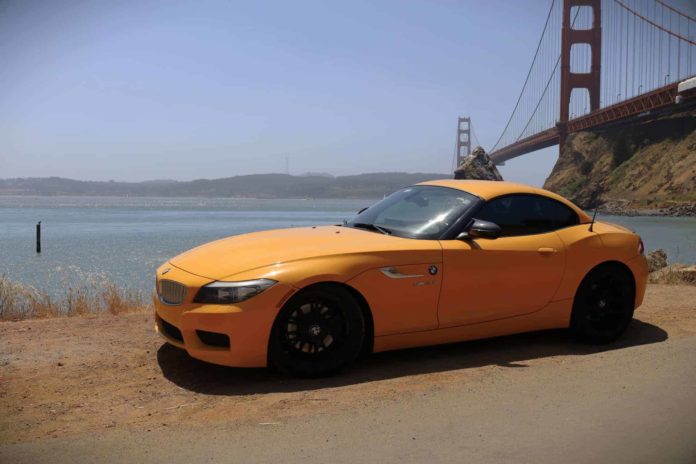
[269, 285, 365, 377]
[570, 264, 635, 344]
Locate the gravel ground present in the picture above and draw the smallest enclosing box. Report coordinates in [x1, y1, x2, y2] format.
[1, 284, 695, 463]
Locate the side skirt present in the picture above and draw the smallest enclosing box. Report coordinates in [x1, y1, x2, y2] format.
[373, 299, 573, 353]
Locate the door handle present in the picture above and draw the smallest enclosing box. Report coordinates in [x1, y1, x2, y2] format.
[537, 247, 558, 255]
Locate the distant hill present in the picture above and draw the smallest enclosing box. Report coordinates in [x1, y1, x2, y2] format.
[0, 172, 450, 199]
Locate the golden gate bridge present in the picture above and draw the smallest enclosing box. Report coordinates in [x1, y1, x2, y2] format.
[456, 0, 696, 167]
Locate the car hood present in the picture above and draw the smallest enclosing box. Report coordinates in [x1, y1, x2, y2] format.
[170, 225, 437, 280]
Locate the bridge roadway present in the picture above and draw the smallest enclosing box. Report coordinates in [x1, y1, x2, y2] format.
[490, 76, 696, 165]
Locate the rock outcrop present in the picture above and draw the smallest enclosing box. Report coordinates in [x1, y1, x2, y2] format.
[645, 248, 696, 285]
[454, 147, 503, 181]
[646, 249, 668, 272]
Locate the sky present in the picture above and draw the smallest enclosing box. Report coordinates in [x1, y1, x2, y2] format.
[1, 0, 694, 185]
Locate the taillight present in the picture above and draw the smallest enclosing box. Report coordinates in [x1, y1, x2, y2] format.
[638, 237, 644, 255]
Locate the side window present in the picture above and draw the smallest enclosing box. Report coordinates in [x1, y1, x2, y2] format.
[476, 194, 579, 237]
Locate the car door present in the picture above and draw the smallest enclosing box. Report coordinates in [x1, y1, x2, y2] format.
[437, 194, 576, 327]
[349, 259, 443, 336]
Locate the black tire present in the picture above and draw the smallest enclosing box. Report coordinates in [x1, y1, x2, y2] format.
[570, 264, 635, 344]
[268, 285, 365, 377]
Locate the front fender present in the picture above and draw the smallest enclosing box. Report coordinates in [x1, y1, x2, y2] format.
[220, 250, 439, 289]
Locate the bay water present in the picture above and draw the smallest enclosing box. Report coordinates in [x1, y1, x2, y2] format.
[1, 196, 694, 300]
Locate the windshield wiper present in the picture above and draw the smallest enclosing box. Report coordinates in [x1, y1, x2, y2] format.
[351, 222, 392, 235]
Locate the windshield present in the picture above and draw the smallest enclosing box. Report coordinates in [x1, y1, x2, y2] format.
[345, 185, 478, 239]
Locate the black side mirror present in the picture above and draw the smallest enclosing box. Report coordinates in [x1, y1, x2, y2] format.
[457, 219, 501, 240]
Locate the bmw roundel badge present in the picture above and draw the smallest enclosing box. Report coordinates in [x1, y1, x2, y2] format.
[428, 265, 438, 275]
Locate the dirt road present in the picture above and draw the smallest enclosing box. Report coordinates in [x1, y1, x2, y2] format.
[2, 284, 696, 463]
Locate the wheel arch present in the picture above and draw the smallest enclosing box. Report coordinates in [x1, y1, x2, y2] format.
[577, 260, 637, 307]
[276, 281, 375, 356]
[569, 259, 639, 343]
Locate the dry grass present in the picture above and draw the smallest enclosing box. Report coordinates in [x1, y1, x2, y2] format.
[648, 264, 696, 286]
[0, 275, 151, 321]
[3, 263, 692, 322]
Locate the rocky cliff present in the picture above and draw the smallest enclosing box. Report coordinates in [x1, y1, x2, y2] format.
[543, 109, 696, 215]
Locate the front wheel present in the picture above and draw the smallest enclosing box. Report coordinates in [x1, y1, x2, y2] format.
[570, 264, 635, 344]
[268, 285, 365, 377]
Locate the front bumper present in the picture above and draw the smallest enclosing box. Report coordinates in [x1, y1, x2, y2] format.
[154, 264, 295, 367]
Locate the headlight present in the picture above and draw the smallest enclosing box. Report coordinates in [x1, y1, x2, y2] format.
[193, 279, 277, 304]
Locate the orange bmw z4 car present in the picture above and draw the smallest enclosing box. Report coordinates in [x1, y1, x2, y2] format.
[154, 180, 648, 376]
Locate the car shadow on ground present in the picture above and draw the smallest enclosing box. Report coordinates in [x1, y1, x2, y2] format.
[157, 318, 667, 396]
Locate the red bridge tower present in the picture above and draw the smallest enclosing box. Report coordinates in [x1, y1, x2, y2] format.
[559, 0, 602, 151]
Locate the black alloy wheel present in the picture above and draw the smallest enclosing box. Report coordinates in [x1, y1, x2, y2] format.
[570, 264, 635, 344]
[269, 285, 365, 377]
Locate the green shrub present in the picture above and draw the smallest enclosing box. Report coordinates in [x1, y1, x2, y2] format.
[559, 176, 585, 197]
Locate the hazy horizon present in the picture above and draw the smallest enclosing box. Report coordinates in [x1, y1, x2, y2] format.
[0, 170, 454, 182]
[2, 0, 695, 186]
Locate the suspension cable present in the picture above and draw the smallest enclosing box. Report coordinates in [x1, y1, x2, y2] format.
[653, 0, 696, 22]
[613, 0, 696, 46]
[491, 0, 557, 151]
[510, 7, 582, 144]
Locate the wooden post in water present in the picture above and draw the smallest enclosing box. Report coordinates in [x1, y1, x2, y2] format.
[36, 221, 41, 253]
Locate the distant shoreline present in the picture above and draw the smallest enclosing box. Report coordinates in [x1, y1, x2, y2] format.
[597, 199, 696, 218]
[0, 193, 381, 200]
[3, 175, 695, 217]
[0, 172, 448, 200]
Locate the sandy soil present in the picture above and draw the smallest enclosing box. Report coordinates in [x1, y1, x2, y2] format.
[1, 284, 696, 462]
